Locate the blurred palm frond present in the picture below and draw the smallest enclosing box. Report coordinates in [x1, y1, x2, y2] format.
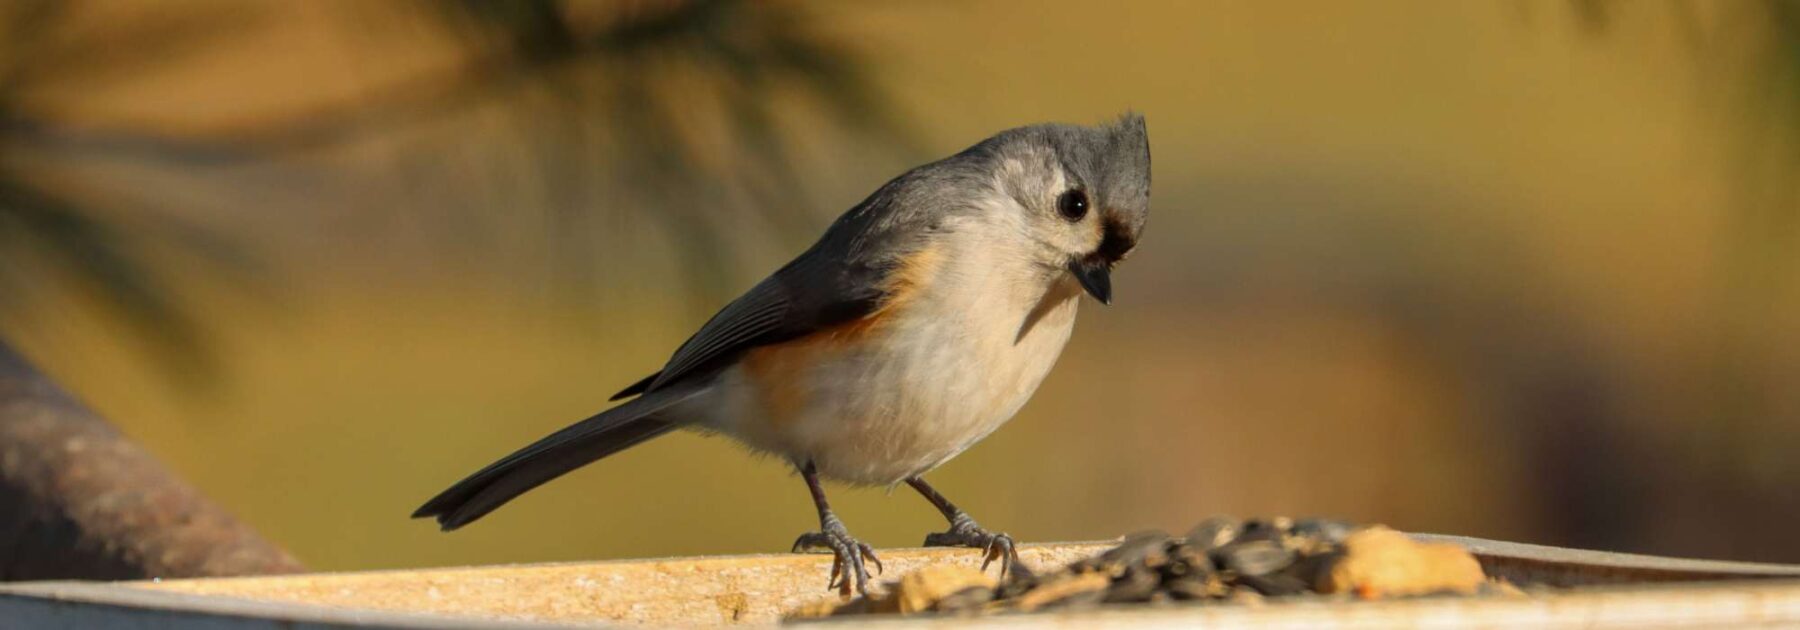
[428, 0, 915, 300]
[3, 0, 911, 373]
[0, 0, 263, 378]
[0, 177, 212, 377]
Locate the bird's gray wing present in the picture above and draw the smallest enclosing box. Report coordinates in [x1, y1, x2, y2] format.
[609, 208, 916, 400]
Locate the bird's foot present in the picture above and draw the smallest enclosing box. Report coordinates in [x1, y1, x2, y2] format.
[792, 515, 883, 596]
[923, 514, 1023, 580]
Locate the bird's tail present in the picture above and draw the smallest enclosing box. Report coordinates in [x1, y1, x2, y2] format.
[412, 387, 696, 530]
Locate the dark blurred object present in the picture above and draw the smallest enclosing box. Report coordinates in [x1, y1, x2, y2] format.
[0, 342, 302, 580]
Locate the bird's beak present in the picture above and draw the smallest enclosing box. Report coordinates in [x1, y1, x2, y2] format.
[1067, 257, 1113, 305]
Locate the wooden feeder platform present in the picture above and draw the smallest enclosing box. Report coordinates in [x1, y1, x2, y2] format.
[5, 535, 1800, 628]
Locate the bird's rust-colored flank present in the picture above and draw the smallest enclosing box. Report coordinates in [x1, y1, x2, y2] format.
[742, 246, 944, 426]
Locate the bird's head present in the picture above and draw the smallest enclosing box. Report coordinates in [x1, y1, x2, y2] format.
[969, 113, 1151, 304]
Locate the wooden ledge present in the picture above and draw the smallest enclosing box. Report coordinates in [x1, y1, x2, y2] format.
[5, 538, 1800, 628]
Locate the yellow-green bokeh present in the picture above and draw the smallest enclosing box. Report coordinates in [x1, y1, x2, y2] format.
[9, 0, 1798, 571]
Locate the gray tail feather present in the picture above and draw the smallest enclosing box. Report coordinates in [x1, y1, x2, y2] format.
[412, 390, 690, 530]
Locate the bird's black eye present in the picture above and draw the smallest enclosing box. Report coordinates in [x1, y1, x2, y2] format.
[1056, 189, 1089, 222]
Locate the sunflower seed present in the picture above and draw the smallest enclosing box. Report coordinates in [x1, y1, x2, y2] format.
[1237, 518, 1290, 544]
[1186, 517, 1243, 551]
[1103, 566, 1161, 603]
[1291, 518, 1354, 545]
[1095, 530, 1172, 573]
[1216, 540, 1297, 577]
[1240, 573, 1311, 596]
[933, 586, 995, 613]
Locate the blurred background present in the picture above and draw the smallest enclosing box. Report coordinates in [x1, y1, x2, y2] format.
[2, 0, 1797, 574]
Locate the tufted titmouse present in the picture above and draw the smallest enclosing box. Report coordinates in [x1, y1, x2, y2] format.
[415, 114, 1151, 594]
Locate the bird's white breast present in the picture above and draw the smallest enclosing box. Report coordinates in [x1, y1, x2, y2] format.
[692, 229, 1083, 485]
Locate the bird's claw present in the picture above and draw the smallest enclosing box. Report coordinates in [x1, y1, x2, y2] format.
[792, 519, 882, 596]
[923, 516, 1024, 581]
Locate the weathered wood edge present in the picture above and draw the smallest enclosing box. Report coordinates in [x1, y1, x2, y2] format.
[5, 536, 1800, 628]
[1415, 533, 1800, 587]
[0, 580, 577, 629]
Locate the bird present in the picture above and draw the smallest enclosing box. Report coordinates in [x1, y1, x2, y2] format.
[414, 114, 1151, 595]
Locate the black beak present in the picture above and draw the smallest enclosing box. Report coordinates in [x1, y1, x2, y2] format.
[1068, 257, 1113, 305]
[1070, 216, 1136, 305]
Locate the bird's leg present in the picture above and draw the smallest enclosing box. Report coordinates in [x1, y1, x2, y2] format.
[790, 461, 882, 596]
[906, 477, 1022, 580]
